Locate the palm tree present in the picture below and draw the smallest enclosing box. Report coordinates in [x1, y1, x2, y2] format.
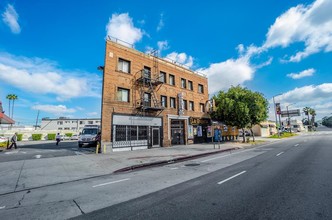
[303, 107, 311, 125]
[309, 108, 316, 127]
[6, 94, 13, 117]
[11, 94, 18, 119]
[5, 94, 18, 118]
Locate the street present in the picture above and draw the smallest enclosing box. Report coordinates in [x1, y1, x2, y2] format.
[0, 129, 331, 219]
[0, 140, 94, 163]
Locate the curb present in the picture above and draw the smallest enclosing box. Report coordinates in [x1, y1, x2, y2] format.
[113, 147, 240, 173]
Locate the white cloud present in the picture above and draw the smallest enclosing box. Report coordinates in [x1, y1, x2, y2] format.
[106, 13, 143, 46]
[157, 40, 169, 52]
[287, 68, 315, 79]
[271, 83, 332, 119]
[32, 104, 76, 115]
[263, 0, 332, 62]
[199, 57, 255, 95]
[165, 52, 194, 68]
[157, 13, 164, 31]
[87, 112, 98, 116]
[2, 4, 21, 34]
[0, 53, 101, 101]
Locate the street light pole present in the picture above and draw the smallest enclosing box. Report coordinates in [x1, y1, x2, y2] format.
[273, 94, 281, 137]
[286, 103, 296, 134]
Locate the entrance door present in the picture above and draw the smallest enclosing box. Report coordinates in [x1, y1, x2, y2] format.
[152, 128, 160, 147]
[171, 120, 185, 145]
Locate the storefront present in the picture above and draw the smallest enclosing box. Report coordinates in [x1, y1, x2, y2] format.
[112, 114, 163, 151]
[188, 117, 211, 143]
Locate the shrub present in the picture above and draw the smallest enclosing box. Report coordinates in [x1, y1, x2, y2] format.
[65, 133, 73, 137]
[17, 134, 23, 141]
[48, 133, 56, 140]
[32, 134, 42, 141]
[0, 141, 8, 147]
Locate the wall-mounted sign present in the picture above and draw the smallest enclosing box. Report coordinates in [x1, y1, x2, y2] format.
[189, 117, 210, 125]
[276, 103, 281, 115]
[178, 93, 184, 116]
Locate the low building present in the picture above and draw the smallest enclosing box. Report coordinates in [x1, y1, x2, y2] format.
[40, 117, 101, 131]
[100, 39, 211, 151]
[252, 121, 277, 137]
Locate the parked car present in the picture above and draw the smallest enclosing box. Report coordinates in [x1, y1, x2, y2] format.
[239, 130, 251, 137]
[0, 136, 8, 143]
[71, 134, 79, 140]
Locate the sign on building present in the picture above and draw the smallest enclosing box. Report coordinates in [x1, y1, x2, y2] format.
[280, 109, 301, 117]
[178, 93, 184, 116]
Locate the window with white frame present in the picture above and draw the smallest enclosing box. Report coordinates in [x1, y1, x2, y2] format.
[188, 81, 193, 91]
[189, 101, 194, 111]
[161, 95, 167, 107]
[159, 71, 166, 83]
[200, 103, 205, 112]
[170, 97, 176, 108]
[181, 78, 187, 89]
[169, 74, 175, 86]
[118, 58, 131, 73]
[117, 88, 130, 102]
[198, 84, 204, 93]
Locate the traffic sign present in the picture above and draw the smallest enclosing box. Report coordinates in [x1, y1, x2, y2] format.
[280, 109, 301, 117]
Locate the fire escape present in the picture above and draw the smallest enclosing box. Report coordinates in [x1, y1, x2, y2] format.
[134, 50, 164, 116]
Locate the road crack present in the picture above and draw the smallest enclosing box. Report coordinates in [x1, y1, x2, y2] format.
[17, 190, 31, 206]
[73, 199, 85, 214]
[14, 160, 26, 192]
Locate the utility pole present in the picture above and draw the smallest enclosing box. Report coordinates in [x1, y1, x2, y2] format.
[35, 110, 40, 130]
[273, 94, 281, 137]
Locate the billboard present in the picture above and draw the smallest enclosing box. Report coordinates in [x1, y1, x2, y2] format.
[280, 109, 301, 117]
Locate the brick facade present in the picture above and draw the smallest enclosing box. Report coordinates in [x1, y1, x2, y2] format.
[101, 40, 210, 148]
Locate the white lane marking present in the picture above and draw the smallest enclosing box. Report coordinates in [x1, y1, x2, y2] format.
[294, 144, 299, 147]
[217, 171, 247, 185]
[276, 152, 284, 157]
[170, 167, 179, 170]
[4, 151, 19, 155]
[92, 178, 130, 188]
[0, 206, 5, 209]
[35, 155, 42, 159]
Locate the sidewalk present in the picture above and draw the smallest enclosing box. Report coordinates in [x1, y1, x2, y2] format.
[0, 138, 278, 195]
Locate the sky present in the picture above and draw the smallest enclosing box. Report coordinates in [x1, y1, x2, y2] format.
[0, 0, 332, 125]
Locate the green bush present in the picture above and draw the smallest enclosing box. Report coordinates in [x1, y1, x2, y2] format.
[32, 134, 42, 141]
[269, 132, 297, 139]
[17, 134, 23, 141]
[65, 133, 73, 137]
[48, 133, 56, 140]
[0, 141, 9, 147]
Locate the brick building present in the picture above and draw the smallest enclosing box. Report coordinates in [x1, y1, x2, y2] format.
[101, 39, 211, 151]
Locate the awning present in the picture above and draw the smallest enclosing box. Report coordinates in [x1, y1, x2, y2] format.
[0, 112, 15, 124]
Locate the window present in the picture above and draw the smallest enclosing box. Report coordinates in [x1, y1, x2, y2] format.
[198, 84, 204, 93]
[183, 99, 188, 110]
[144, 66, 151, 79]
[181, 78, 187, 89]
[200, 103, 205, 112]
[159, 71, 166, 83]
[188, 81, 193, 91]
[118, 58, 131, 73]
[170, 97, 176, 108]
[71, 127, 76, 130]
[79, 121, 84, 125]
[143, 93, 151, 107]
[64, 127, 70, 130]
[117, 88, 130, 102]
[161, 95, 167, 107]
[169, 74, 175, 86]
[57, 121, 63, 125]
[88, 121, 93, 125]
[189, 101, 194, 111]
[138, 126, 148, 140]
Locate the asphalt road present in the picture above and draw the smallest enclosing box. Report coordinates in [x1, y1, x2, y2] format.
[0, 140, 94, 162]
[75, 129, 332, 220]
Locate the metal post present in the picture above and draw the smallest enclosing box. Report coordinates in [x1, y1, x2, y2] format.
[273, 96, 280, 137]
[287, 105, 292, 134]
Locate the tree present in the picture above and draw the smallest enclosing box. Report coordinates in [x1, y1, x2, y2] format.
[212, 86, 268, 142]
[5, 94, 18, 119]
[303, 107, 311, 126]
[6, 94, 12, 117]
[309, 108, 316, 128]
[246, 91, 269, 142]
[11, 94, 18, 119]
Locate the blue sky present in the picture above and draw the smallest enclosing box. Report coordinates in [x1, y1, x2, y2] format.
[1, 0, 332, 125]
